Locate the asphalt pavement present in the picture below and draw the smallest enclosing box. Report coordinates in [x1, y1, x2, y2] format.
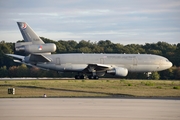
[0, 98, 180, 120]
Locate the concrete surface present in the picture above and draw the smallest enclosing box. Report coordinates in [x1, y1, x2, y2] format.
[0, 98, 180, 120]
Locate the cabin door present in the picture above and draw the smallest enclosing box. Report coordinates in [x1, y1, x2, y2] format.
[56, 58, 60, 65]
[100, 58, 104, 64]
[133, 57, 137, 66]
[132, 57, 137, 70]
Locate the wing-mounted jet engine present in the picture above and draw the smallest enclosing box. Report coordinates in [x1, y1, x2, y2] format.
[107, 67, 128, 77]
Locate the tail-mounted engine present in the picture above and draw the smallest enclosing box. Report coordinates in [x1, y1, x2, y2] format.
[15, 42, 56, 54]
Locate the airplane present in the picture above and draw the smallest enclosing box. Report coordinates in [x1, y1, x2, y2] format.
[6, 22, 173, 79]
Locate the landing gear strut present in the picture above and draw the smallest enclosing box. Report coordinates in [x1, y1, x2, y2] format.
[145, 72, 152, 79]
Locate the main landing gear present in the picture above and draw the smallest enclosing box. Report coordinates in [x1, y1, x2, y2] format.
[75, 75, 85, 79]
[74, 75, 99, 80]
[88, 75, 99, 80]
[75, 66, 100, 79]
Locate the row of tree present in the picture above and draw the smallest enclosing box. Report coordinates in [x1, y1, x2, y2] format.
[0, 38, 180, 79]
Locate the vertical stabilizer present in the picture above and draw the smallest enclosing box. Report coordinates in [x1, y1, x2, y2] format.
[17, 22, 44, 44]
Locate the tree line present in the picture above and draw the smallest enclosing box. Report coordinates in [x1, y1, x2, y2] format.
[0, 37, 180, 79]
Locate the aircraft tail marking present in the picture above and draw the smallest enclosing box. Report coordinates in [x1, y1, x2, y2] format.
[17, 22, 44, 44]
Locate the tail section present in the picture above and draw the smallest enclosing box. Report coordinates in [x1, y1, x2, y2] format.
[15, 22, 56, 54]
[17, 22, 44, 44]
[6, 22, 56, 67]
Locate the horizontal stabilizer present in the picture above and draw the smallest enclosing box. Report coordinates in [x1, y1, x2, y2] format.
[24, 62, 49, 71]
[29, 54, 51, 62]
[13, 59, 49, 71]
[6, 54, 25, 60]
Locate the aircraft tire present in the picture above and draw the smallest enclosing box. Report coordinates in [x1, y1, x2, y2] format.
[88, 75, 99, 79]
[75, 75, 85, 79]
[80, 75, 85, 79]
[75, 75, 80, 79]
[93, 76, 99, 79]
[88, 75, 94, 79]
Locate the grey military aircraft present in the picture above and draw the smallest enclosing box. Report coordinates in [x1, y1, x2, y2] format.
[7, 22, 172, 79]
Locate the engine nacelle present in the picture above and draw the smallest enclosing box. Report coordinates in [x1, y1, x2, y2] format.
[107, 67, 128, 77]
[16, 43, 56, 54]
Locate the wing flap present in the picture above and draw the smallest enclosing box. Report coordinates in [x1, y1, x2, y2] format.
[84, 63, 112, 72]
[88, 63, 111, 69]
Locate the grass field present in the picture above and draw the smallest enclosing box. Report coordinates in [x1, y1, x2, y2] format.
[0, 79, 180, 98]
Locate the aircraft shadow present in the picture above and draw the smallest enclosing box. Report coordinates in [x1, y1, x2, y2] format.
[15, 85, 134, 97]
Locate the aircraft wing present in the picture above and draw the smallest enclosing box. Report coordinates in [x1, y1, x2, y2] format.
[85, 63, 112, 71]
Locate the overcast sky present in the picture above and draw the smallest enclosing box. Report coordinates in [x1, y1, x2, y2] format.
[0, 0, 180, 45]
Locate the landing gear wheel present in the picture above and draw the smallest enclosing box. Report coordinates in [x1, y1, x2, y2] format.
[75, 75, 85, 79]
[75, 75, 80, 79]
[93, 76, 99, 79]
[88, 75, 99, 79]
[88, 75, 94, 79]
[80, 75, 85, 79]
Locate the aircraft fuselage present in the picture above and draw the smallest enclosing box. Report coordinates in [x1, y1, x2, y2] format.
[35, 53, 172, 73]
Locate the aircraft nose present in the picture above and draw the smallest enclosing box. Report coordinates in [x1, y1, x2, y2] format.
[169, 61, 173, 68]
[160, 58, 173, 70]
[165, 61, 173, 70]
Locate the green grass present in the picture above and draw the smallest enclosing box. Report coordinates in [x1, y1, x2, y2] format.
[0, 79, 180, 98]
[173, 86, 180, 89]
